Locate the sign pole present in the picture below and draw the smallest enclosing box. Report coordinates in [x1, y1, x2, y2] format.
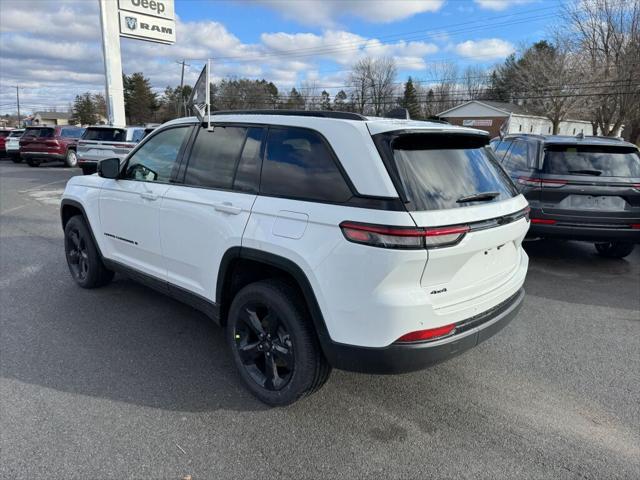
[99, 0, 126, 126]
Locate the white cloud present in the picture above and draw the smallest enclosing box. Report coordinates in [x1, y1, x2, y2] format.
[261, 30, 438, 69]
[254, 0, 445, 26]
[473, 0, 534, 11]
[454, 38, 515, 59]
[0, 0, 446, 113]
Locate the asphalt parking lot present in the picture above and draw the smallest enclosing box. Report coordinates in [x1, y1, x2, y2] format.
[1, 160, 639, 480]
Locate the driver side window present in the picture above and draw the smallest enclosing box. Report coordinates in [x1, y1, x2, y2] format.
[124, 126, 190, 183]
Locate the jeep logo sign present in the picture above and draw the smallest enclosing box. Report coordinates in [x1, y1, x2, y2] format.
[118, 10, 176, 44]
[118, 0, 175, 20]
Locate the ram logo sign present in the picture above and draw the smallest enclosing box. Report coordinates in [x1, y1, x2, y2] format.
[125, 16, 137, 30]
[118, 10, 175, 44]
[117, 0, 175, 44]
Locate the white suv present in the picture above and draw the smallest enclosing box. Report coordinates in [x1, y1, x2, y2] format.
[61, 111, 530, 405]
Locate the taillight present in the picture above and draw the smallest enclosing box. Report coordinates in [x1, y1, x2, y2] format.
[631, 224, 640, 229]
[339, 222, 469, 249]
[531, 218, 557, 225]
[518, 177, 567, 188]
[396, 323, 456, 343]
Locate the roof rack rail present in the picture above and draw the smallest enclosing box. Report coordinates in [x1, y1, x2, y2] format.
[211, 109, 367, 121]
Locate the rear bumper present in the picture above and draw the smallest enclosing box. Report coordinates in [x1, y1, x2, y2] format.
[529, 208, 640, 243]
[21, 151, 65, 161]
[324, 288, 525, 374]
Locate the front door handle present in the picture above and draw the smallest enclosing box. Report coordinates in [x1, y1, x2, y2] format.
[140, 191, 158, 201]
[214, 201, 242, 215]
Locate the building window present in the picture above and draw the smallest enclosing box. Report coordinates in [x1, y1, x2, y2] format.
[519, 124, 522, 132]
[530, 125, 533, 132]
[548, 127, 551, 133]
[573, 128, 576, 134]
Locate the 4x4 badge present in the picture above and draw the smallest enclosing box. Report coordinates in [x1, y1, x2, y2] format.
[430, 288, 448, 295]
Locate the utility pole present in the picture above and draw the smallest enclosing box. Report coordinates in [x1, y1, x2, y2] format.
[176, 59, 190, 116]
[15, 85, 21, 127]
[99, 0, 126, 126]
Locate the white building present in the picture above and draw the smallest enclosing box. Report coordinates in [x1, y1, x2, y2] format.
[438, 101, 622, 138]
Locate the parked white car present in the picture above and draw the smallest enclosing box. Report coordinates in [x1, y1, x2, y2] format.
[76, 126, 145, 175]
[5, 129, 24, 162]
[61, 111, 530, 405]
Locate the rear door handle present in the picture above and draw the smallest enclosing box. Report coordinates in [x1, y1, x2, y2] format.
[214, 201, 242, 215]
[140, 191, 158, 201]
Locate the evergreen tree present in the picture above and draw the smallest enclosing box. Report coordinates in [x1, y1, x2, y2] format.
[284, 88, 305, 110]
[319, 90, 331, 110]
[123, 72, 158, 124]
[333, 90, 348, 111]
[71, 93, 97, 125]
[401, 77, 421, 119]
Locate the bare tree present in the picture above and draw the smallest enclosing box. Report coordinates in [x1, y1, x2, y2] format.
[565, 0, 640, 137]
[426, 62, 459, 115]
[510, 41, 584, 134]
[348, 58, 373, 114]
[368, 57, 397, 116]
[462, 65, 487, 100]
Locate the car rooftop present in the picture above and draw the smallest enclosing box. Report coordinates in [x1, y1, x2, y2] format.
[503, 133, 637, 149]
[162, 110, 488, 136]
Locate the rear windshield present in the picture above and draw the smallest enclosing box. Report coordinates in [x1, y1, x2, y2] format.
[0, 131, 10, 138]
[389, 134, 517, 211]
[8, 130, 24, 138]
[24, 128, 54, 138]
[60, 127, 84, 138]
[543, 145, 640, 177]
[82, 128, 127, 142]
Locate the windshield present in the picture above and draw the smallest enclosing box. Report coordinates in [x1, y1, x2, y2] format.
[0, 131, 10, 138]
[543, 145, 640, 177]
[82, 128, 127, 142]
[389, 133, 517, 211]
[8, 131, 24, 138]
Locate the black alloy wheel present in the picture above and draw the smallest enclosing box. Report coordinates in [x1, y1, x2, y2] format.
[63, 215, 114, 288]
[227, 280, 331, 406]
[66, 226, 90, 282]
[234, 303, 295, 391]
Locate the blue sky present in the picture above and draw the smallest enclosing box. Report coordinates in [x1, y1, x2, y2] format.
[0, 0, 563, 114]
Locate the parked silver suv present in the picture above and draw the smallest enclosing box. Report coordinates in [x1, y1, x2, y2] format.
[77, 126, 145, 175]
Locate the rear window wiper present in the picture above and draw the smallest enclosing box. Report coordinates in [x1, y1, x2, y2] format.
[456, 191, 500, 203]
[568, 169, 603, 176]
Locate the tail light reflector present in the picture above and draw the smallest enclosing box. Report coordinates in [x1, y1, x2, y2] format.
[396, 323, 456, 343]
[531, 218, 557, 225]
[339, 222, 469, 249]
[518, 177, 567, 188]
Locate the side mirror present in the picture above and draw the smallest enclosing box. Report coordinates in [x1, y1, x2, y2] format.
[97, 157, 121, 179]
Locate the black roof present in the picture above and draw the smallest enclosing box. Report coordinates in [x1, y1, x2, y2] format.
[502, 133, 637, 149]
[211, 109, 367, 121]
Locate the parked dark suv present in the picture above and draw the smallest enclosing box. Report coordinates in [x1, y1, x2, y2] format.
[20, 126, 85, 168]
[490, 134, 640, 258]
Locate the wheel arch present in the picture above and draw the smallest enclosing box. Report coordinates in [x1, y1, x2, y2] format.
[217, 247, 333, 351]
[60, 199, 104, 258]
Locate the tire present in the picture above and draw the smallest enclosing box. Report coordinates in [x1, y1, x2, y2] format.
[11, 155, 22, 163]
[226, 279, 331, 406]
[594, 241, 635, 258]
[64, 215, 114, 288]
[65, 149, 78, 168]
[26, 157, 40, 167]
